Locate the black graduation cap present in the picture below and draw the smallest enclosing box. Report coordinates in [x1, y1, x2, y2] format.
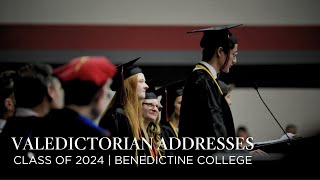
[110, 57, 142, 91]
[155, 80, 185, 123]
[110, 57, 143, 105]
[145, 79, 157, 100]
[188, 24, 242, 48]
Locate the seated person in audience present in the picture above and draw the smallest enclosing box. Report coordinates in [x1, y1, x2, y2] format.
[37, 56, 117, 137]
[0, 70, 16, 133]
[285, 124, 297, 134]
[0, 63, 63, 168]
[236, 126, 251, 148]
[142, 81, 164, 157]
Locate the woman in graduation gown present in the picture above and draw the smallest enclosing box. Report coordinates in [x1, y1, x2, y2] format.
[156, 80, 185, 156]
[141, 82, 164, 158]
[99, 57, 149, 164]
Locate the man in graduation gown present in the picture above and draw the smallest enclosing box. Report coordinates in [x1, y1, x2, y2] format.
[179, 25, 241, 156]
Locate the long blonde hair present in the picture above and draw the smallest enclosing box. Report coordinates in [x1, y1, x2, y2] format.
[146, 111, 165, 155]
[104, 74, 145, 139]
[123, 74, 146, 140]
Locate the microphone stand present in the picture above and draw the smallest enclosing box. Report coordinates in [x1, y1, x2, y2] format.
[254, 84, 292, 145]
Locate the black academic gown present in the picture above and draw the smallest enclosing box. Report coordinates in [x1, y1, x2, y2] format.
[37, 108, 109, 137]
[0, 115, 43, 176]
[99, 106, 133, 138]
[30, 108, 110, 177]
[179, 69, 235, 156]
[99, 106, 138, 167]
[161, 122, 179, 156]
[99, 106, 162, 168]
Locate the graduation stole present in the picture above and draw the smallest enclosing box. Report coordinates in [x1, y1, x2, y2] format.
[138, 127, 161, 159]
[194, 64, 223, 95]
[150, 141, 160, 158]
[169, 121, 178, 138]
[149, 135, 163, 158]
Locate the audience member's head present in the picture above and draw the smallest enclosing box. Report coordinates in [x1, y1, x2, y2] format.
[48, 76, 65, 109]
[15, 64, 57, 116]
[286, 124, 297, 134]
[0, 70, 16, 120]
[54, 56, 117, 120]
[219, 80, 234, 106]
[237, 126, 251, 148]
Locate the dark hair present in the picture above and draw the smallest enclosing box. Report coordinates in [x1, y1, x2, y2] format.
[286, 124, 297, 132]
[236, 126, 248, 136]
[225, 84, 234, 96]
[0, 70, 16, 116]
[202, 33, 238, 62]
[14, 64, 53, 108]
[63, 79, 101, 106]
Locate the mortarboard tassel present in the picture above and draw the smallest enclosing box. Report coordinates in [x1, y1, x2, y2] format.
[165, 88, 169, 122]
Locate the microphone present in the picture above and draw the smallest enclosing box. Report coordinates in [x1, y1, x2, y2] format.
[253, 83, 292, 143]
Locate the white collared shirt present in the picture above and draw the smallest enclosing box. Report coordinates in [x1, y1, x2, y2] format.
[193, 61, 218, 79]
[15, 108, 40, 117]
[0, 119, 6, 133]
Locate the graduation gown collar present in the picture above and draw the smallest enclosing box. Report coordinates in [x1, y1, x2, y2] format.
[194, 61, 223, 95]
[196, 61, 218, 79]
[77, 111, 107, 133]
[0, 119, 6, 131]
[15, 108, 40, 117]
